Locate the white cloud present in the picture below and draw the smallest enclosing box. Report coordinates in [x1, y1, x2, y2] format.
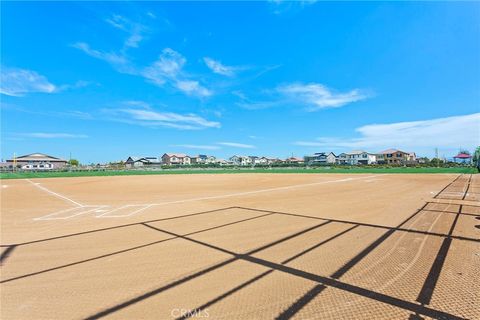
[175, 80, 212, 97]
[105, 102, 220, 130]
[72, 42, 129, 67]
[20, 133, 88, 139]
[217, 142, 256, 149]
[75, 14, 211, 98]
[277, 83, 369, 111]
[105, 14, 146, 49]
[1, 67, 56, 96]
[73, 15, 146, 74]
[142, 48, 212, 97]
[58, 80, 94, 92]
[294, 113, 480, 155]
[173, 144, 221, 150]
[203, 57, 238, 77]
[143, 48, 185, 81]
[232, 90, 282, 110]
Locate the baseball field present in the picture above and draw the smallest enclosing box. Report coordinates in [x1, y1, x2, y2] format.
[1, 173, 479, 319]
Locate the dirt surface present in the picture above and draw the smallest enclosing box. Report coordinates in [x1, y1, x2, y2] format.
[1, 173, 479, 319]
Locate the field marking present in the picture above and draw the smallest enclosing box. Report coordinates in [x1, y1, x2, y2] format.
[97, 204, 154, 218]
[32, 174, 385, 220]
[34, 206, 110, 221]
[96, 175, 384, 219]
[26, 179, 83, 207]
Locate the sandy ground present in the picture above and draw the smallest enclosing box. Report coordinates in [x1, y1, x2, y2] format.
[0, 173, 478, 319]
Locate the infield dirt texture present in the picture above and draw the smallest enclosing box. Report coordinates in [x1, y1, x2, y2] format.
[1, 173, 479, 319]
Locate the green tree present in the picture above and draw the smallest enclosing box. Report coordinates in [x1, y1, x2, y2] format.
[473, 146, 480, 162]
[68, 159, 79, 166]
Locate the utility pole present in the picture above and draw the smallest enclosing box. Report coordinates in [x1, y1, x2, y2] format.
[435, 148, 439, 168]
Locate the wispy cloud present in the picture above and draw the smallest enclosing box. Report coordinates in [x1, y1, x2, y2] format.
[105, 101, 220, 130]
[2, 103, 93, 120]
[58, 80, 95, 92]
[143, 48, 212, 97]
[105, 14, 147, 49]
[75, 37, 211, 97]
[72, 14, 146, 73]
[217, 142, 256, 149]
[277, 83, 369, 111]
[233, 83, 368, 111]
[173, 144, 221, 150]
[203, 57, 242, 77]
[73, 14, 211, 98]
[294, 113, 480, 154]
[1, 67, 56, 96]
[232, 90, 281, 110]
[72, 42, 130, 70]
[19, 132, 88, 139]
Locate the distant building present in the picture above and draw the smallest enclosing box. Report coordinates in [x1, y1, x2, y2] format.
[377, 149, 415, 164]
[453, 152, 472, 164]
[215, 159, 233, 166]
[161, 153, 191, 165]
[258, 157, 282, 165]
[305, 152, 336, 165]
[336, 153, 348, 165]
[285, 157, 304, 164]
[344, 151, 377, 165]
[6, 153, 67, 170]
[125, 156, 160, 168]
[229, 155, 252, 166]
[194, 154, 216, 164]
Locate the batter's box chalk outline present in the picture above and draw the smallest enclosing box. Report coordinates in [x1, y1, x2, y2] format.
[34, 205, 110, 221]
[95, 204, 154, 218]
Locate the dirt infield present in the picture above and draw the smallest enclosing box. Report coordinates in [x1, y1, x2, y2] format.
[1, 173, 479, 319]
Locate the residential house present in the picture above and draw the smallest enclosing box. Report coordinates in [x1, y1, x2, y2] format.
[7, 153, 67, 170]
[161, 153, 191, 165]
[125, 156, 160, 168]
[345, 150, 377, 165]
[257, 157, 282, 165]
[194, 154, 216, 164]
[377, 149, 415, 164]
[229, 155, 252, 166]
[249, 156, 261, 165]
[215, 159, 233, 166]
[305, 152, 336, 165]
[336, 153, 348, 165]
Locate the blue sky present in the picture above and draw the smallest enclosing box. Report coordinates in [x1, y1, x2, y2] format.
[1, 1, 479, 163]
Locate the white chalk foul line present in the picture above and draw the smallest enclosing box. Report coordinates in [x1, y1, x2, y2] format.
[26, 179, 83, 207]
[34, 205, 110, 221]
[97, 204, 154, 218]
[96, 175, 384, 218]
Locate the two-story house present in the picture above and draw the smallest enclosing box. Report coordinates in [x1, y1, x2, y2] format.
[345, 151, 377, 165]
[377, 149, 414, 164]
[304, 152, 336, 165]
[229, 155, 252, 166]
[161, 153, 191, 165]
